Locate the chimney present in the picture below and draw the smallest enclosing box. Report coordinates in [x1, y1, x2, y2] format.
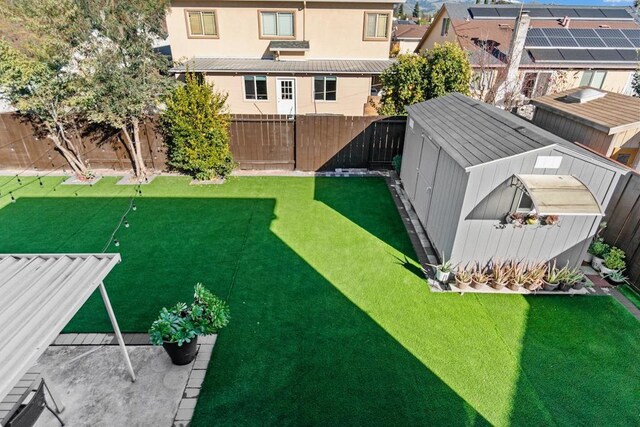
[505, 10, 530, 85]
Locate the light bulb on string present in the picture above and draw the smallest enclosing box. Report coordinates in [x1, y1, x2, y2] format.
[124, 218, 129, 228]
[132, 202, 137, 211]
[114, 239, 120, 247]
[16, 177, 21, 185]
[38, 177, 43, 187]
[10, 192, 16, 203]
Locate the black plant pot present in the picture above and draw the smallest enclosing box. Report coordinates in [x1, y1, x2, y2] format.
[162, 336, 198, 365]
[558, 282, 572, 292]
[543, 281, 559, 291]
[573, 281, 584, 290]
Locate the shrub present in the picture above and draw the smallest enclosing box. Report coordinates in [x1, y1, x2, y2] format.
[162, 73, 235, 180]
[604, 247, 626, 271]
[589, 238, 610, 258]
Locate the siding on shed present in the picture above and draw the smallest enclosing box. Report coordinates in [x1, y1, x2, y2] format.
[532, 108, 614, 156]
[452, 146, 621, 268]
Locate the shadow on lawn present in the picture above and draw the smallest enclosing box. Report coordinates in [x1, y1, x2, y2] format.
[0, 196, 489, 426]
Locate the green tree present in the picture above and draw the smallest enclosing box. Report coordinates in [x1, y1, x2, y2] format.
[377, 54, 429, 115]
[413, 2, 420, 18]
[0, 0, 90, 175]
[76, 0, 173, 178]
[162, 74, 234, 180]
[632, 70, 640, 97]
[423, 42, 472, 98]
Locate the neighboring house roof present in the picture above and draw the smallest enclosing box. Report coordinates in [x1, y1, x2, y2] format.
[393, 24, 429, 40]
[170, 58, 394, 74]
[417, 4, 640, 69]
[531, 86, 640, 134]
[406, 93, 627, 171]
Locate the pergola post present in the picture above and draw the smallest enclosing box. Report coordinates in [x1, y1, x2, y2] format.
[98, 282, 136, 382]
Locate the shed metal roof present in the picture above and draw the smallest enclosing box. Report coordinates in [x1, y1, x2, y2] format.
[170, 58, 394, 75]
[406, 93, 628, 171]
[0, 253, 122, 403]
[531, 86, 640, 134]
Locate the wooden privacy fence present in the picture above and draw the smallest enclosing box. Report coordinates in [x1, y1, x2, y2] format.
[604, 171, 640, 292]
[0, 113, 405, 172]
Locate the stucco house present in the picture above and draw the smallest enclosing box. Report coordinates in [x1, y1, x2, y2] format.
[391, 24, 428, 55]
[166, 0, 399, 116]
[414, 4, 640, 105]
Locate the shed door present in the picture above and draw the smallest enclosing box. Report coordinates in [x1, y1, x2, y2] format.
[400, 127, 422, 202]
[413, 138, 439, 229]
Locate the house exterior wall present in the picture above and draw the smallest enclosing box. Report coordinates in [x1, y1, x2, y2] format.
[415, 10, 456, 52]
[451, 146, 621, 269]
[396, 39, 420, 54]
[167, 1, 394, 61]
[204, 73, 372, 115]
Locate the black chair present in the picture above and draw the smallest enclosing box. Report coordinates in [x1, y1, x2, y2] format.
[6, 379, 64, 427]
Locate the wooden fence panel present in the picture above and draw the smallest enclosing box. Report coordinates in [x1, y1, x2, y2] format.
[295, 115, 406, 171]
[229, 114, 295, 170]
[604, 171, 640, 292]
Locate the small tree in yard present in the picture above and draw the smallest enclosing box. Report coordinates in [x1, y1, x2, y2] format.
[162, 74, 234, 180]
[77, 0, 173, 178]
[378, 54, 429, 115]
[0, 0, 90, 176]
[423, 42, 472, 99]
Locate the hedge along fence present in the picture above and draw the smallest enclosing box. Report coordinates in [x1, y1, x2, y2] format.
[0, 113, 405, 173]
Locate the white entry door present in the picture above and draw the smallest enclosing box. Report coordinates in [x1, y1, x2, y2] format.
[276, 78, 296, 115]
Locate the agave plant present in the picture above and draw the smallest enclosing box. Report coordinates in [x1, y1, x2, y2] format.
[508, 261, 527, 291]
[524, 262, 547, 291]
[490, 260, 509, 290]
[471, 263, 489, 289]
[455, 268, 472, 289]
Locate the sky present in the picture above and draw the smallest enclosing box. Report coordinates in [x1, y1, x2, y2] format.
[520, 0, 634, 5]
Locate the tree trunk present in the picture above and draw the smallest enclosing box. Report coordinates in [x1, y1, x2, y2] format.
[131, 118, 148, 178]
[44, 123, 87, 176]
[121, 121, 147, 178]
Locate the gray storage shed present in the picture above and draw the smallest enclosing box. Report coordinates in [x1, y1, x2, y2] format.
[400, 93, 628, 269]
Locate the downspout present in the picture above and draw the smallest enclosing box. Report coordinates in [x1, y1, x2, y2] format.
[303, 0, 306, 40]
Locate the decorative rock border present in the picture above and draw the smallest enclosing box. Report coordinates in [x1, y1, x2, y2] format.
[51, 333, 216, 427]
[61, 176, 102, 186]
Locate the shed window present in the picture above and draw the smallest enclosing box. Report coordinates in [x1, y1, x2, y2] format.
[516, 191, 534, 213]
[314, 76, 337, 101]
[187, 11, 218, 37]
[244, 76, 268, 100]
[365, 13, 389, 39]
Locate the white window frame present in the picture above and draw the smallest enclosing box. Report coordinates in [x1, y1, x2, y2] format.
[363, 12, 390, 40]
[243, 75, 269, 101]
[580, 70, 607, 89]
[313, 76, 337, 102]
[259, 11, 295, 39]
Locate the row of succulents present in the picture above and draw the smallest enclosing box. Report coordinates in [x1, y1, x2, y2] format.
[449, 260, 585, 292]
[586, 238, 628, 284]
[505, 213, 560, 228]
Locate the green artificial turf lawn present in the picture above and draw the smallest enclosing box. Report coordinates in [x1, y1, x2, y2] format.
[620, 285, 640, 311]
[0, 175, 638, 426]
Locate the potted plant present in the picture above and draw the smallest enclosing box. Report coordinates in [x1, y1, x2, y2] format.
[507, 261, 526, 291]
[524, 263, 546, 291]
[525, 213, 540, 228]
[605, 269, 628, 285]
[428, 256, 453, 283]
[543, 215, 559, 226]
[572, 272, 587, 290]
[454, 268, 472, 289]
[558, 268, 581, 291]
[149, 283, 230, 365]
[470, 264, 489, 289]
[543, 262, 567, 291]
[490, 260, 508, 290]
[600, 247, 625, 277]
[505, 212, 525, 227]
[589, 239, 610, 271]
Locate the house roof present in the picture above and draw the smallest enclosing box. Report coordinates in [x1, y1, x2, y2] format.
[406, 93, 627, 171]
[170, 58, 394, 75]
[417, 4, 640, 69]
[393, 24, 429, 40]
[532, 87, 640, 134]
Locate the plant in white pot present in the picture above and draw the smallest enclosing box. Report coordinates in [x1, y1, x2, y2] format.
[600, 247, 625, 277]
[429, 256, 453, 283]
[149, 283, 230, 365]
[589, 239, 610, 271]
[605, 269, 628, 285]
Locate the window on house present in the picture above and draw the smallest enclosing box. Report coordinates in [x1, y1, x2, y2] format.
[516, 191, 534, 213]
[365, 13, 389, 39]
[521, 73, 537, 98]
[580, 70, 607, 89]
[370, 75, 382, 96]
[441, 18, 451, 36]
[187, 11, 218, 37]
[260, 12, 294, 37]
[314, 76, 337, 101]
[244, 76, 268, 100]
[615, 153, 631, 165]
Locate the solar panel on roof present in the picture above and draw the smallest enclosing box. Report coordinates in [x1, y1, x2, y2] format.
[601, 8, 632, 19]
[527, 8, 553, 18]
[603, 38, 634, 48]
[552, 8, 580, 17]
[621, 29, 640, 47]
[527, 28, 546, 37]
[467, 7, 499, 18]
[596, 29, 624, 38]
[525, 36, 551, 47]
[548, 37, 578, 47]
[495, 8, 520, 17]
[570, 29, 597, 37]
[574, 8, 606, 18]
[543, 28, 572, 38]
[560, 50, 594, 61]
[617, 49, 639, 61]
[528, 49, 564, 62]
[575, 37, 606, 48]
[589, 49, 624, 61]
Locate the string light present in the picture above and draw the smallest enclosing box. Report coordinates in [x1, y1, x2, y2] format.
[10, 192, 16, 203]
[132, 202, 137, 211]
[114, 239, 120, 247]
[38, 177, 43, 187]
[16, 177, 21, 185]
[124, 218, 129, 228]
